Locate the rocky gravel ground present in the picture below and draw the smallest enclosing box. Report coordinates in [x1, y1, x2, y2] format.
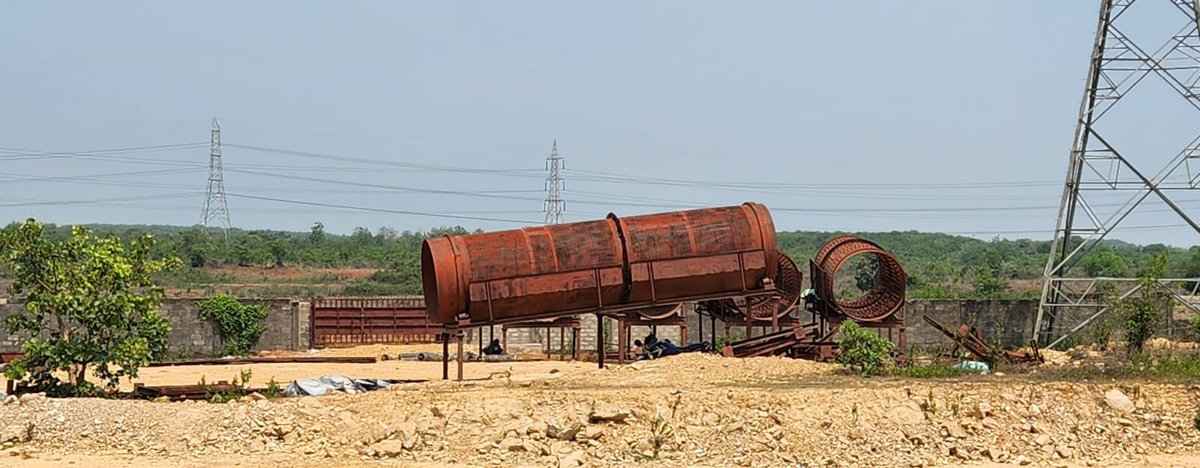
[2, 353, 1200, 467]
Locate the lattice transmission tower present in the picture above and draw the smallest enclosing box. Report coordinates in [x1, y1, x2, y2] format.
[199, 117, 231, 241]
[1036, 0, 1200, 347]
[544, 140, 565, 224]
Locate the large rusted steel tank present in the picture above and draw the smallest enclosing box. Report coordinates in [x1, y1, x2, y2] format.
[810, 235, 907, 322]
[422, 203, 781, 325]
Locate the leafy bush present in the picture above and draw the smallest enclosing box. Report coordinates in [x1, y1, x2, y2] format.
[198, 294, 269, 356]
[837, 321, 893, 376]
[0, 219, 178, 395]
[1112, 252, 1174, 356]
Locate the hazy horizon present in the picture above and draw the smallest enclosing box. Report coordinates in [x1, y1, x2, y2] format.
[1, 1, 1197, 247]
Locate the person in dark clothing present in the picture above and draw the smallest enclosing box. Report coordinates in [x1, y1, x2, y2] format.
[482, 339, 504, 355]
[657, 339, 681, 357]
[683, 342, 712, 353]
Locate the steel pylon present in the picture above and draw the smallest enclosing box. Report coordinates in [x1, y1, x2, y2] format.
[1036, 0, 1200, 348]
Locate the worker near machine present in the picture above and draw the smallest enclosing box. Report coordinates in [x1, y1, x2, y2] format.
[482, 339, 504, 355]
[643, 333, 659, 352]
[630, 339, 645, 360]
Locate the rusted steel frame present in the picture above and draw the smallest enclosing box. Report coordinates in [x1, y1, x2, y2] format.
[921, 315, 991, 361]
[501, 316, 583, 330]
[722, 324, 817, 358]
[463, 288, 776, 328]
[147, 356, 376, 367]
[134, 382, 248, 401]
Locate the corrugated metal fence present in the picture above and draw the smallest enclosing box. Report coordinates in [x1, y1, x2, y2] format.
[310, 296, 438, 348]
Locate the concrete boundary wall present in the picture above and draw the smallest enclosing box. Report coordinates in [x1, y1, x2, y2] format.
[1, 297, 1057, 357]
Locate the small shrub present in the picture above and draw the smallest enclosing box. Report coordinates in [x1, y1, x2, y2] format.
[837, 321, 894, 376]
[1189, 315, 1200, 343]
[1111, 252, 1174, 356]
[1194, 411, 1200, 431]
[263, 377, 283, 398]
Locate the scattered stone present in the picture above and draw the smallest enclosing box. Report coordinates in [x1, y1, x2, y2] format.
[588, 405, 630, 423]
[527, 420, 549, 437]
[499, 437, 525, 452]
[1104, 389, 1135, 415]
[976, 402, 993, 418]
[1117, 418, 1134, 427]
[0, 425, 28, 444]
[943, 422, 969, 439]
[889, 403, 925, 425]
[546, 421, 582, 441]
[369, 439, 408, 456]
[1027, 404, 1041, 417]
[1055, 446, 1074, 459]
[558, 450, 586, 468]
[1035, 434, 1053, 446]
[576, 425, 604, 441]
[1014, 455, 1032, 465]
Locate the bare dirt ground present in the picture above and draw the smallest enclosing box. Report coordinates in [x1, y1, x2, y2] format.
[3, 346, 1200, 467]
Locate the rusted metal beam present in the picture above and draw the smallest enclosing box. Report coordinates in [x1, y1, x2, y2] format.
[146, 356, 376, 367]
[922, 315, 1043, 364]
[722, 324, 821, 358]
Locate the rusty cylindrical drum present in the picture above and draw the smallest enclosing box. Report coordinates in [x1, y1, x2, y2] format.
[422, 203, 780, 324]
[811, 235, 907, 322]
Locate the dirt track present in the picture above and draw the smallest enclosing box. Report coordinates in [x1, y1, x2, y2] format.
[3, 348, 1200, 467]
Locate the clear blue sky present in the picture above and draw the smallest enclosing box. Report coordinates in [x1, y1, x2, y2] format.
[0, 1, 1196, 245]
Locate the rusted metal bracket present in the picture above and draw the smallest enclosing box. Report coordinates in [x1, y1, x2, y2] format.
[721, 323, 821, 358]
[921, 315, 1042, 364]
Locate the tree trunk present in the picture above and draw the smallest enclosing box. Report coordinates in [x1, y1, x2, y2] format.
[69, 363, 87, 387]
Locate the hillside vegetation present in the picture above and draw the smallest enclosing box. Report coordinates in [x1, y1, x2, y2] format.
[8, 222, 1200, 299]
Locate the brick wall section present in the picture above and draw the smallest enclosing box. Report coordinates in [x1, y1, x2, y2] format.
[904, 299, 1037, 351]
[0, 298, 310, 357]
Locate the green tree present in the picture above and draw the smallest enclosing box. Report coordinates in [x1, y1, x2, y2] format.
[971, 266, 1009, 298]
[268, 240, 288, 268]
[0, 219, 179, 395]
[309, 221, 326, 245]
[1083, 250, 1130, 277]
[178, 227, 214, 268]
[198, 294, 269, 356]
[1112, 251, 1174, 356]
[853, 255, 880, 292]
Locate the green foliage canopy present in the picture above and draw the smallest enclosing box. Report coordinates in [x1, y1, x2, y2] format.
[0, 219, 179, 395]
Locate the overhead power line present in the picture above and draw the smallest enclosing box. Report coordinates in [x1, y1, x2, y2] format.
[226, 193, 541, 225]
[0, 142, 208, 162]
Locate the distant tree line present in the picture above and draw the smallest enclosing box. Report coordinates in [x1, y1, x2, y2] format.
[12, 223, 1200, 300]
